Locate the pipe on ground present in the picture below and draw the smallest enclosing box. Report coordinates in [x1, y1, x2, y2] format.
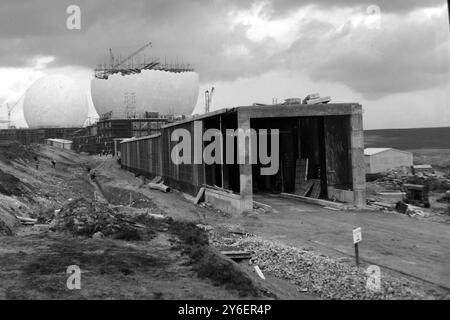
[148, 182, 171, 193]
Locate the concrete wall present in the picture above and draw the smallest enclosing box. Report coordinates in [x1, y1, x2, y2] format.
[365, 149, 413, 173]
[204, 188, 248, 216]
[350, 113, 366, 207]
[121, 104, 366, 214]
[327, 187, 354, 203]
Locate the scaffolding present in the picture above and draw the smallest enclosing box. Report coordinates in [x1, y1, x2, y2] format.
[94, 42, 194, 79]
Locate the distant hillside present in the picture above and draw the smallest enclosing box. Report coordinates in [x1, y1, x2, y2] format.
[364, 127, 450, 149]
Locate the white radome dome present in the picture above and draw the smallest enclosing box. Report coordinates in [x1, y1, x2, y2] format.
[23, 75, 88, 128]
[91, 69, 199, 117]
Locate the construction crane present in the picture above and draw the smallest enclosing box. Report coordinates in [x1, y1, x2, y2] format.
[96, 42, 153, 79]
[109, 48, 115, 67]
[1, 92, 25, 128]
[113, 41, 152, 69]
[205, 86, 214, 113]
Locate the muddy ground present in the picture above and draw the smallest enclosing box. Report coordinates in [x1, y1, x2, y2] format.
[90, 153, 450, 300]
[0, 144, 308, 300]
[1, 144, 449, 299]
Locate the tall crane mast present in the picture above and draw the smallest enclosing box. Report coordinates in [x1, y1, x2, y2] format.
[205, 86, 214, 113]
[1, 92, 25, 128]
[109, 48, 115, 67]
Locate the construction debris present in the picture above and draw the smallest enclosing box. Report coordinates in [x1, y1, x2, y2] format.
[395, 202, 429, 218]
[403, 184, 430, 208]
[221, 250, 252, 261]
[302, 93, 331, 105]
[234, 237, 435, 299]
[253, 201, 273, 214]
[148, 182, 171, 192]
[412, 165, 433, 175]
[16, 216, 38, 224]
[150, 176, 163, 184]
[254, 266, 266, 280]
[49, 198, 159, 239]
[194, 187, 206, 204]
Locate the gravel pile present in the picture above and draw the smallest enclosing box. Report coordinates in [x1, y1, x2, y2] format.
[231, 237, 439, 300]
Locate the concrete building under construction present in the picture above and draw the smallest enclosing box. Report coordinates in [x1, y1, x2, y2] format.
[119, 103, 366, 214]
[71, 114, 170, 155]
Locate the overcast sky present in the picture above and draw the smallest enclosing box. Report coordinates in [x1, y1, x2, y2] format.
[0, 0, 449, 129]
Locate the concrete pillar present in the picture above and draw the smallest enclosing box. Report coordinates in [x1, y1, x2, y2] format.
[158, 135, 164, 177]
[350, 112, 366, 207]
[237, 111, 253, 213]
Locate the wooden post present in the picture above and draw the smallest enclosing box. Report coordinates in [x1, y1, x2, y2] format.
[355, 243, 360, 266]
[353, 227, 362, 267]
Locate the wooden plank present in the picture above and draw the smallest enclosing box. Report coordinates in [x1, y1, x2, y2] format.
[16, 216, 38, 223]
[221, 251, 252, 260]
[295, 180, 314, 196]
[294, 158, 308, 189]
[194, 187, 205, 204]
[309, 179, 321, 198]
[306, 96, 331, 104]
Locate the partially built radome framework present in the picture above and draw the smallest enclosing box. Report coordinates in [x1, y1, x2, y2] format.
[1, 43, 199, 152]
[74, 43, 200, 154]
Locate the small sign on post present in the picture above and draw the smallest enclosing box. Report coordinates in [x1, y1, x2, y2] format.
[353, 227, 362, 266]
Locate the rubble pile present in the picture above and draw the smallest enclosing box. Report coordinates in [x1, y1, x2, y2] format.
[233, 237, 436, 300]
[369, 167, 413, 189]
[371, 167, 450, 192]
[50, 198, 157, 239]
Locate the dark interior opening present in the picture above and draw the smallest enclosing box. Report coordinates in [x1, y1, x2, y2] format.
[203, 113, 240, 193]
[250, 116, 328, 199]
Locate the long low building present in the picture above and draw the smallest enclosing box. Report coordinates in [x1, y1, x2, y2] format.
[45, 138, 73, 150]
[120, 103, 366, 214]
[364, 148, 413, 173]
[0, 127, 81, 145]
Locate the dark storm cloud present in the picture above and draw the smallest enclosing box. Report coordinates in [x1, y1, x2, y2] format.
[261, 0, 446, 16]
[0, 0, 448, 100]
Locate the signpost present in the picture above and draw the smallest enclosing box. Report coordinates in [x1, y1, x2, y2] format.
[353, 227, 362, 266]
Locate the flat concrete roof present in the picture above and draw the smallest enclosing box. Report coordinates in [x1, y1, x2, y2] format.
[364, 148, 412, 156]
[162, 103, 362, 129]
[120, 133, 161, 144]
[45, 138, 72, 144]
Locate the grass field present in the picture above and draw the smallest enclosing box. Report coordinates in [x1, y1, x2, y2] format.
[409, 149, 450, 168]
[365, 127, 450, 149]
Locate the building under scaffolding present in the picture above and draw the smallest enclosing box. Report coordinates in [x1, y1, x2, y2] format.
[94, 42, 194, 80]
[71, 114, 170, 155]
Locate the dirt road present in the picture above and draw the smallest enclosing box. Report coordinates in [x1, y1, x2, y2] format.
[96, 158, 450, 294]
[247, 194, 450, 290]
